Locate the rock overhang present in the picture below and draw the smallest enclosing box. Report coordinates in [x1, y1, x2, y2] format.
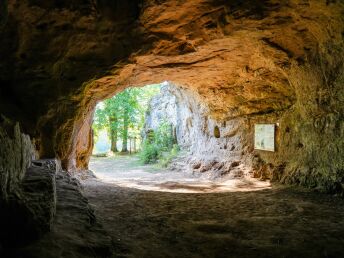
[0, 0, 343, 192]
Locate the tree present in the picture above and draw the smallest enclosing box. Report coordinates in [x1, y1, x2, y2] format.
[93, 95, 122, 153]
[92, 84, 161, 154]
[111, 88, 140, 152]
[109, 115, 118, 152]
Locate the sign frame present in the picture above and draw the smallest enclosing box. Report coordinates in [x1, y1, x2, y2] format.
[254, 123, 275, 152]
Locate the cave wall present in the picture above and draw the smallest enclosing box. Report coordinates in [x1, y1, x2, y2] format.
[142, 83, 279, 179]
[0, 116, 56, 247]
[272, 57, 344, 193]
[0, 0, 143, 164]
[0, 0, 343, 193]
[108, 0, 344, 193]
[143, 68, 344, 193]
[0, 116, 35, 199]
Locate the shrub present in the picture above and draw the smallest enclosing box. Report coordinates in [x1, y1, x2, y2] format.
[139, 120, 178, 164]
[159, 144, 180, 167]
[154, 120, 174, 150]
[139, 140, 160, 164]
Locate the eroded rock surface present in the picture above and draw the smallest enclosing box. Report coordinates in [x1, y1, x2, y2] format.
[0, 1, 343, 192]
[0, 1, 343, 255]
[0, 116, 35, 199]
[0, 157, 56, 249]
[0, 118, 109, 255]
[1, 164, 113, 257]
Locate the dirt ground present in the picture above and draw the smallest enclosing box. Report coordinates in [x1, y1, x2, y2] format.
[82, 156, 344, 258]
[88, 155, 270, 193]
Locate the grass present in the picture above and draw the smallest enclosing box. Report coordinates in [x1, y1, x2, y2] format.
[91, 146, 181, 174]
[158, 144, 180, 168]
[91, 153, 162, 174]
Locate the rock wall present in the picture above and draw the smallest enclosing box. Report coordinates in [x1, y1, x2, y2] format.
[0, 116, 58, 248]
[271, 59, 344, 193]
[0, 116, 110, 252]
[0, 0, 343, 193]
[0, 0, 142, 168]
[143, 84, 179, 143]
[144, 76, 344, 195]
[0, 116, 35, 199]
[143, 83, 258, 178]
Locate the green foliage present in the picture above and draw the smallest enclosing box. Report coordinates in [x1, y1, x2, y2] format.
[159, 144, 180, 168]
[93, 83, 180, 165]
[139, 120, 178, 164]
[154, 120, 174, 151]
[92, 84, 161, 152]
[139, 140, 160, 164]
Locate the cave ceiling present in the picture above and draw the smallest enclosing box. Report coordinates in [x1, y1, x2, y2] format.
[0, 0, 343, 129]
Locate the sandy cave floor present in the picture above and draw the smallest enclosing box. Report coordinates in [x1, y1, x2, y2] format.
[87, 155, 271, 193]
[81, 155, 344, 258]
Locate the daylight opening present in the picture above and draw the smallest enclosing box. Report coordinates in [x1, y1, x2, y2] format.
[89, 82, 270, 193]
[92, 83, 162, 156]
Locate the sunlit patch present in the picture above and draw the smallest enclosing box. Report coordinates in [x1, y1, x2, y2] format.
[89, 157, 271, 193]
[94, 177, 271, 193]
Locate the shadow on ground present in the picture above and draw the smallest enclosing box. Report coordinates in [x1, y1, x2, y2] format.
[83, 156, 344, 258]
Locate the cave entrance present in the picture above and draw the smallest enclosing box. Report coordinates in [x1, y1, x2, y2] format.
[92, 83, 162, 156]
[90, 81, 193, 192]
[88, 82, 270, 193]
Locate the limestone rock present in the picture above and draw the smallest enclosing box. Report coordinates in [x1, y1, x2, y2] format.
[143, 84, 179, 140]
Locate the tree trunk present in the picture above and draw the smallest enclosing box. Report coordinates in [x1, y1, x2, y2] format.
[109, 116, 118, 152]
[129, 137, 132, 154]
[121, 108, 129, 152]
[134, 137, 136, 152]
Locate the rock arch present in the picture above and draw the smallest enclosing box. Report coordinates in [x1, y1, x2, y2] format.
[0, 0, 343, 192]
